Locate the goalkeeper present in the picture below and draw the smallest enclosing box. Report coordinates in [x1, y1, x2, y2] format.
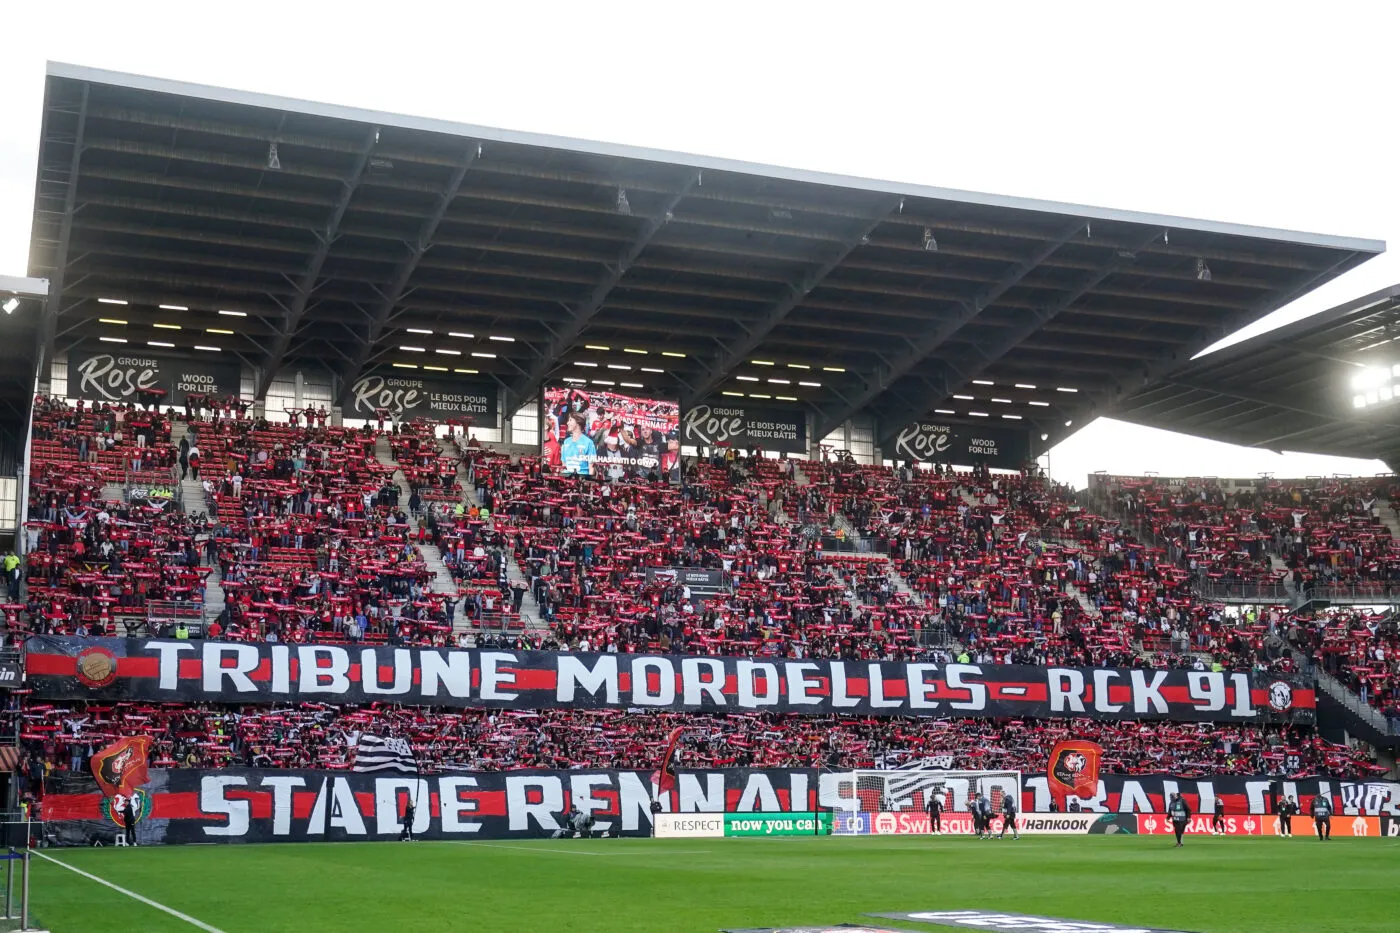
[999, 792, 1020, 840]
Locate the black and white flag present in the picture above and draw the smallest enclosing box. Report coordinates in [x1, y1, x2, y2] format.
[351, 734, 417, 774]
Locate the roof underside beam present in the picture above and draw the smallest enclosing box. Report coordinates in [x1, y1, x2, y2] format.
[814, 219, 1087, 439]
[37, 81, 90, 372]
[1051, 249, 1373, 450]
[337, 143, 481, 405]
[257, 127, 380, 397]
[873, 228, 1164, 446]
[505, 172, 703, 412]
[680, 196, 902, 408]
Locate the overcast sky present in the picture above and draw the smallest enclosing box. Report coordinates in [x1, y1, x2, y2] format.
[4, 1, 1398, 485]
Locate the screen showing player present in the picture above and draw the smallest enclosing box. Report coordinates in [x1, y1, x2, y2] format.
[541, 385, 681, 483]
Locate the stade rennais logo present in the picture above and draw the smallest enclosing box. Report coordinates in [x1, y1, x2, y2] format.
[75, 646, 119, 688]
[100, 789, 152, 829]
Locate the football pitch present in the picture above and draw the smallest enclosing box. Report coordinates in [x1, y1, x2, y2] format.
[22, 835, 1398, 933]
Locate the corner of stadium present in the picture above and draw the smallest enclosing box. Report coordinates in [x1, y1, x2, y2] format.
[1, 62, 1397, 933]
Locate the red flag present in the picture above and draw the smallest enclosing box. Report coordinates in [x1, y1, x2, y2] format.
[1047, 739, 1103, 808]
[90, 736, 152, 798]
[652, 727, 685, 797]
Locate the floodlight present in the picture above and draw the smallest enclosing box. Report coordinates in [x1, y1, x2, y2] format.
[1, 297, 18, 315]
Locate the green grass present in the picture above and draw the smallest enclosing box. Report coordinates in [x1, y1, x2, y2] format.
[25, 836, 1399, 933]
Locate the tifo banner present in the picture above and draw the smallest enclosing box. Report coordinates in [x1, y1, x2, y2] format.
[39, 768, 1396, 848]
[68, 347, 242, 406]
[680, 403, 807, 454]
[1047, 739, 1104, 807]
[889, 421, 1031, 469]
[26, 637, 1315, 724]
[541, 384, 680, 482]
[346, 372, 498, 423]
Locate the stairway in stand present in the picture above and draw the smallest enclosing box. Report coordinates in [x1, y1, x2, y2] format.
[435, 437, 546, 634]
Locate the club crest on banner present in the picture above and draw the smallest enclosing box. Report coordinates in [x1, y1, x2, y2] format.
[101, 789, 152, 828]
[75, 646, 119, 688]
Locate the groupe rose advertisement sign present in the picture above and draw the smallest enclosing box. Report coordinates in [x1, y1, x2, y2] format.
[347, 372, 498, 423]
[68, 346, 242, 405]
[890, 421, 1032, 469]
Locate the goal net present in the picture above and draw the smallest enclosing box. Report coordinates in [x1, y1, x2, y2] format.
[840, 768, 1022, 816]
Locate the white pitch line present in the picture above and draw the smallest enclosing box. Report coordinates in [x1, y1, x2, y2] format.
[32, 850, 228, 933]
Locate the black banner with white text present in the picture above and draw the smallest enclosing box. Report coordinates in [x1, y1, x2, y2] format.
[27, 637, 1314, 724]
[347, 372, 498, 423]
[67, 347, 243, 406]
[41, 768, 1396, 847]
[889, 421, 1032, 469]
[681, 403, 807, 454]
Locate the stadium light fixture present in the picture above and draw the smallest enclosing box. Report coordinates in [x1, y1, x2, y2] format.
[399, 346, 425, 352]
[922, 228, 938, 252]
[470, 352, 496, 359]
[1196, 258, 1211, 282]
[737, 376, 759, 382]
[423, 365, 448, 372]
[768, 378, 790, 385]
[1056, 386, 1078, 393]
[776, 395, 797, 401]
[953, 394, 974, 400]
[968, 411, 989, 417]
[99, 337, 127, 344]
[98, 298, 128, 305]
[1028, 401, 1050, 407]
[153, 323, 181, 330]
[1002, 414, 1022, 420]
[641, 367, 663, 373]
[448, 331, 475, 339]
[99, 318, 127, 325]
[661, 351, 686, 358]
[606, 364, 630, 371]
[206, 328, 234, 335]
[1, 297, 17, 315]
[620, 382, 643, 388]
[787, 363, 810, 370]
[751, 360, 775, 366]
[934, 408, 955, 414]
[822, 366, 845, 372]
[592, 379, 616, 386]
[1015, 383, 1037, 389]
[750, 393, 771, 399]
[972, 379, 994, 386]
[722, 391, 744, 397]
[194, 345, 221, 352]
[563, 377, 587, 384]
[489, 335, 515, 342]
[991, 397, 1012, 404]
[1065, 420, 1073, 427]
[218, 310, 247, 317]
[393, 363, 417, 370]
[436, 349, 461, 356]
[798, 381, 821, 388]
[574, 361, 597, 367]
[148, 341, 175, 348]
[1041, 433, 1049, 441]
[1351, 366, 1392, 390]
[585, 344, 611, 351]
[159, 304, 188, 311]
[406, 328, 433, 335]
[623, 347, 647, 355]
[452, 368, 479, 374]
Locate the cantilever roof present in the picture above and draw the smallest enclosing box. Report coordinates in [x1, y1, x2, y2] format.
[27, 61, 1384, 453]
[1117, 284, 1400, 469]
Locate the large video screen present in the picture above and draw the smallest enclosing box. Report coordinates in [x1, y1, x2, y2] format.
[542, 384, 681, 482]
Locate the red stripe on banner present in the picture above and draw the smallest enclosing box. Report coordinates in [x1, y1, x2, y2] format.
[990, 682, 1048, 702]
[39, 792, 102, 821]
[510, 668, 556, 691]
[152, 791, 203, 819]
[24, 653, 74, 676]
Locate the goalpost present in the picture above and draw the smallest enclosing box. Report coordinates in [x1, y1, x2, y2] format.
[839, 768, 1022, 818]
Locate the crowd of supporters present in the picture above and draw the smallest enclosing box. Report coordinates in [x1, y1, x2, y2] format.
[23, 701, 1384, 786]
[8, 395, 1400, 788]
